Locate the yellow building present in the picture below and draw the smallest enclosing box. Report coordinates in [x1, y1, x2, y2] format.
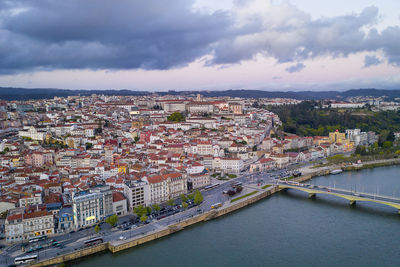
[329, 130, 346, 143]
[329, 130, 353, 151]
[118, 164, 128, 174]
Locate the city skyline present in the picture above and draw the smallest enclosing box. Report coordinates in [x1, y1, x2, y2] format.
[0, 0, 399, 91]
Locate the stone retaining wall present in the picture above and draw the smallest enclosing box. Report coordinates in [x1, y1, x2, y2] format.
[31, 186, 280, 266]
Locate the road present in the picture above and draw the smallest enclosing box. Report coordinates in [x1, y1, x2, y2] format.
[1, 167, 291, 266]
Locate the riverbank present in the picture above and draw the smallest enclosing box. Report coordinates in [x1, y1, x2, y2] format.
[30, 186, 280, 267]
[29, 158, 400, 266]
[296, 157, 400, 183]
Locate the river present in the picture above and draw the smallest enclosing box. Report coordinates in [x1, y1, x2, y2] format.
[72, 165, 400, 267]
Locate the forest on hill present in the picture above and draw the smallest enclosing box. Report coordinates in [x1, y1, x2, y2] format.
[268, 101, 399, 144]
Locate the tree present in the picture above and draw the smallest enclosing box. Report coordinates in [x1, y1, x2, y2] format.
[194, 190, 204, 205]
[133, 205, 147, 218]
[85, 142, 93, 150]
[182, 202, 188, 209]
[152, 204, 160, 213]
[383, 141, 393, 149]
[134, 136, 140, 143]
[252, 145, 257, 151]
[187, 193, 195, 201]
[94, 225, 100, 233]
[105, 214, 118, 227]
[167, 112, 185, 122]
[146, 206, 152, 215]
[140, 215, 148, 223]
[180, 194, 188, 203]
[167, 199, 175, 207]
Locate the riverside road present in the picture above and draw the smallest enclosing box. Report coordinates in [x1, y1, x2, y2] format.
[0, 169, 288, 266]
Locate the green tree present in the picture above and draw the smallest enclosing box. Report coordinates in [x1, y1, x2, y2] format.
[105, 214, 118, 227]
[167, 199, 175, 207]
[140, 215, 148, 223]
[146, 206, 152, 215]
[133, 205, 147, 218]
[134, 136, 140, 143]
[182, 202, 189, 209]
[383, 141, 393, 149]
[194, 190, 204, 205]
[94, 224, 100, 233]
[180, 194, 188, 203]
[85, 142, 93, 150]
[187, 193, 195, 201]
[152, 204, 161, 213]
[167, 112, 185, 122]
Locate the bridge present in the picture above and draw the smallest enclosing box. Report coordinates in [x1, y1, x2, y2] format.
[278, 182, 400, 214]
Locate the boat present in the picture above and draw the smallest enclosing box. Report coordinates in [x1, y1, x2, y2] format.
[330, 169, 343, 175]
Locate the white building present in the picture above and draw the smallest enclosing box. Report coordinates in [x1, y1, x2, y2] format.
[72, 186, 113, 229]
[213, 157, 244, 174]
[112, 192, 128, 216]
[18, 126, 47, 141]
[123, 180, 150, 210]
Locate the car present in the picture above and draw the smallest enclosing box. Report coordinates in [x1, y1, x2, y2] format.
[119, 236, 127, 240]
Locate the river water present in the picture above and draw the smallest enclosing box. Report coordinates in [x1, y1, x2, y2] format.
[73, 166, 400, 267]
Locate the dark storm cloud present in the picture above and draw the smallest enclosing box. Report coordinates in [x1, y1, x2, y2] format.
[0, 0, 232, 73]
[0, 1, 399, 74]
[364, 55, 382, 67]
[285, 63, 305, 73]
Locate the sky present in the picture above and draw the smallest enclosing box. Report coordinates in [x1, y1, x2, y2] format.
[0, 0, 399, 91]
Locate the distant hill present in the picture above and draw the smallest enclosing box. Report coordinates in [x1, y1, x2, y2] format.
[0, 87, 399, 101]
[0, 87, 148, 101]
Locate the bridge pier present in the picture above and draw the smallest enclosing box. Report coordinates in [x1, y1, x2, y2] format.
[349, 200, 356, 206]
[308, 193, 316, 198]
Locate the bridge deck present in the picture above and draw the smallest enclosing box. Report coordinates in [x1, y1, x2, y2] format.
[278, 184, 400, 211]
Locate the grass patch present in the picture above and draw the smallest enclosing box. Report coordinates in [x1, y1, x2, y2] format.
[283, 176, 295, 181]
[261, 184, 271, 189]
[231, 191, 258, 203]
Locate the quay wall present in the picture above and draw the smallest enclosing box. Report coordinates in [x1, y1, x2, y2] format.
[30, 186, 280, 266]
[30, 243, 108, 267]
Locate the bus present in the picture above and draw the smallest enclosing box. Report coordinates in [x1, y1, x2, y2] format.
[29, 235, 48, 243]
[232, 182, 242, 188]
[211, 203, 222, 209]
[204, 183, 220, 191]
[84, 237, 104, 247]
[15, 254, 38, 265]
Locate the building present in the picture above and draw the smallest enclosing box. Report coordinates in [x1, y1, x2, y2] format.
[124, 180, 150, 210]
[19, 193, 42, 208]
[23, 206, 54, 239]
[5, 205, 54, 243]
[250, 158, 275, 173]
[187, 102, 214, 114]
[5, 208, 24, 243]
[113, 192, 127, 216]
[18, 126, 48, 141]
[188, 173, 210, 190]
[145, 173, 187, 204]
[72, 186, 113, 229]
[214, 157, 244, 174]
[346, 129, 368, 146]
[58, 207, 74, 233]
[229, 102, 243, 114]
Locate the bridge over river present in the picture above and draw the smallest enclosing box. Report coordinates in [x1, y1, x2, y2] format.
[278, 182, 400, 214]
